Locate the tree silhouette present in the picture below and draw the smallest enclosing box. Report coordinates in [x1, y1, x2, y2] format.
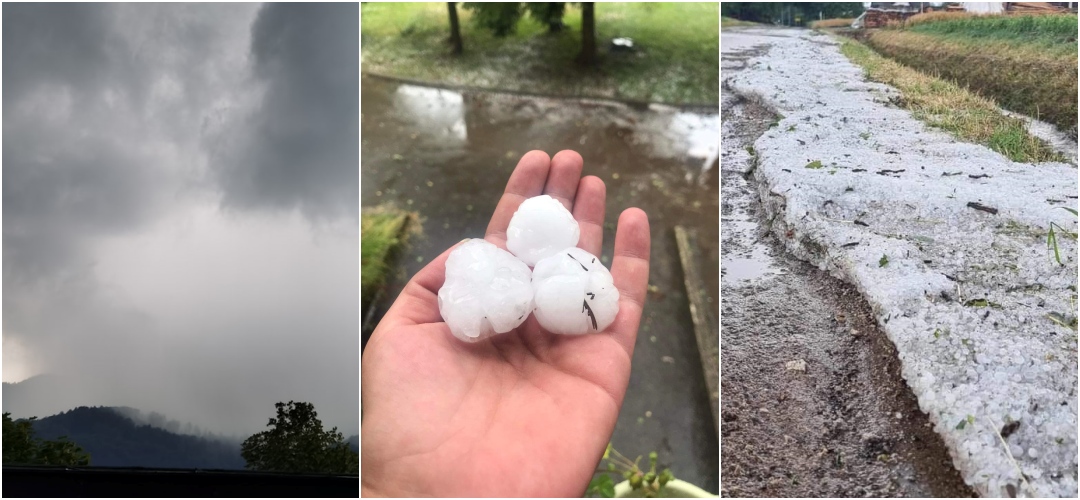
[577, 2, 596, 66]
[447, 3, 463, 55]
[241, 401, 357, 475]
[3, 412, 90, 466]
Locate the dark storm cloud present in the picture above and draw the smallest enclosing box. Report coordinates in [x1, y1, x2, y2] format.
[3, 4, 156, 284]
[2, 3, 358, 437]
[2, 3, 112, 105]
[211, 2, 359, 221]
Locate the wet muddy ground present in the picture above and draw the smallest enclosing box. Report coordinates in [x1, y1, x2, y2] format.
[361, 75, 719, 491]
[720, 33, 974, 497]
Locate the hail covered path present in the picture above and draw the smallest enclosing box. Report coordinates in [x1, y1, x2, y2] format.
[723, 27, 1078, 497]
[721, 28, 972, 497]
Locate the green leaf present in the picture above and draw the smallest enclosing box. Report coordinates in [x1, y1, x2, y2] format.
[1048, 224, 1062, 265]
[965, 298, 989, 308]
[805, 160, 823, 169]
[588, 475, 616, 498]
[603, 442, 611, 460]
[1062, 207, 1078, 216]
[956, 419, 967, 430]
[878, 254, 889, 267]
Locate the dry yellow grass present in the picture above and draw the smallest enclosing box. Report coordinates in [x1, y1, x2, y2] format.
[839, 37, 1062, 163]
[903, 11, 983, 27]
[810, 18, 854, 29]
[865, 29, 1077, 137]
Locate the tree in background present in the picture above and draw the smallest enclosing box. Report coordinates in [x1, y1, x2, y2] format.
[447, 2, 463, 54]
[525, 2, 567, 33]
[460, 3, 597, 65]
[722, 2, 862, 26]
[241, 401, 358, 475]
[463, 2, 524, 37]
[2, 412, 91, 466]
[577, 2, 596, 66]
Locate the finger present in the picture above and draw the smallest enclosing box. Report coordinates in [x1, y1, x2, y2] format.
[485, 150, 551, 248]
[572, 176, 606, 256]
[376, 240, 465, 331]
[543, 150, 584, 211]
[607, 208, 651, 355]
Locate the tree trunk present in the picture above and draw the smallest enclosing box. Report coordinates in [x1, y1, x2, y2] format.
[447, 2, 463, 55]
[576, 2, 596, 66]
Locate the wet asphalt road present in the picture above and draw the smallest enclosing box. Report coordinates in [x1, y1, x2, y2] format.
[361, 75, 720, 492]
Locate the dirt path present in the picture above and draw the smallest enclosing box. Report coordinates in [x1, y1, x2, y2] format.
[720, 32, 973, 498]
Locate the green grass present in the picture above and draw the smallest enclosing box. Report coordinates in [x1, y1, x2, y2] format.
[361, 2, 719, 104]
[839, 36, 1062, 163]
[905, 13, 1078, 54]
[864, 28, 1078, 137]
[361, 209, 411, 310]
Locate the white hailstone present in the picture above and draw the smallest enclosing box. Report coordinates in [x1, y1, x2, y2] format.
[506, 195, 580, 266]
[438, 239, 534, 342]
[532, 247, 620, 335]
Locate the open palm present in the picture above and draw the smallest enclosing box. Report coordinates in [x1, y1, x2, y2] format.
[362, 150, 651, 497]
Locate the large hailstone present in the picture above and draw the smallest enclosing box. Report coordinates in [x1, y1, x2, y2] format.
[506, 195, 580, 266]
[438, 239, 534, 342]
[531, 247, 620, 335]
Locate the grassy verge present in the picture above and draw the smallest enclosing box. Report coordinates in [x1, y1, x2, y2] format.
[361, 208, 412, 311]
[838, 36, 1062, 163]
[721, 16, 759, 28]
[361, 2, 719, 104]
[809, 18, 854, 29]
[862, 14, 1077, 137]
[904, 12, 1078, 50]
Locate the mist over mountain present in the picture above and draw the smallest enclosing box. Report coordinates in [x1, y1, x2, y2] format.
[29, 407, 246, 469]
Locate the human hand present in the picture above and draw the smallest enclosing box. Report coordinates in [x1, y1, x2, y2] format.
[361, 150, 651, 497]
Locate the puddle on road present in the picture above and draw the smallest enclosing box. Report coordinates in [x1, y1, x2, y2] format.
[721, 253, 781, 284]
[361, 75, 719, 492]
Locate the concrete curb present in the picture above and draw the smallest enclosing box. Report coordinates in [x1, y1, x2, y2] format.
[361, 71, 720, 113]
[675, 226, 719, 434]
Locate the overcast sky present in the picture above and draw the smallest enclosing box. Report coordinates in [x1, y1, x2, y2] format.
[3, 3, 359, 437]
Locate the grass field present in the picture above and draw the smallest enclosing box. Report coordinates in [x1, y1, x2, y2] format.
[721, 16, 759, 28]
[840, 37, 1063, 163]
[905, 12, 1078, 53]
[361, 209, 412, 311]
[863, 13, 1077, 137]
[361, 2, 719, 104]
[809, 18, 854, 29]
